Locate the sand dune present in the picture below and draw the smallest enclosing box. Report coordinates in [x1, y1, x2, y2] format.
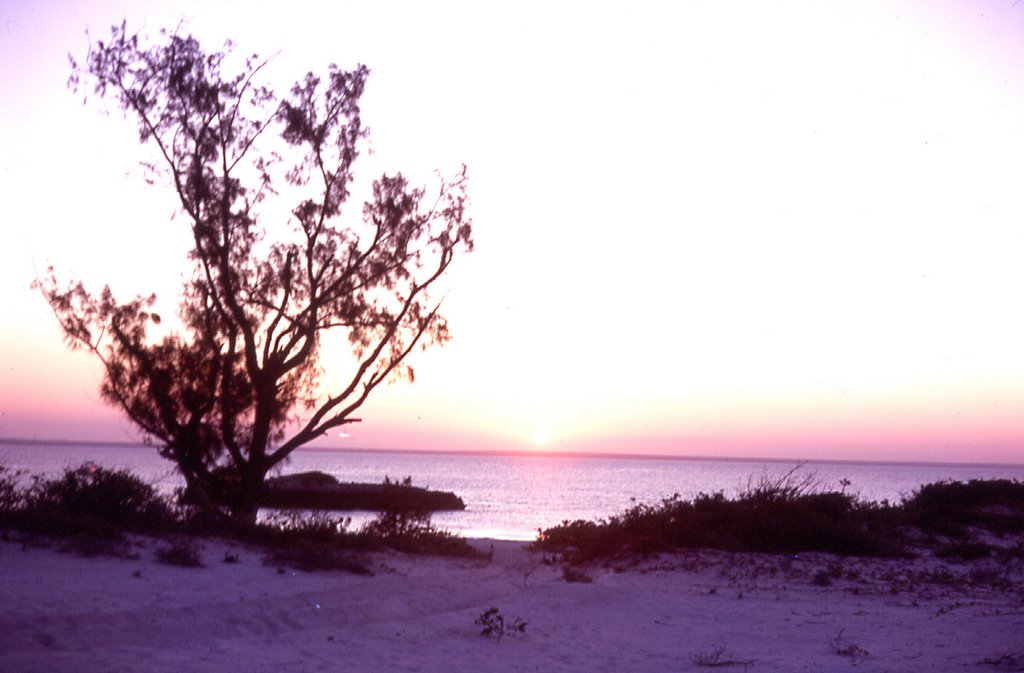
[2, 536, 1022, 672]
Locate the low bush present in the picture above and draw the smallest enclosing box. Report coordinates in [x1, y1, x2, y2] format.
[156, 539, 205, 568]
[39, 464, 173, 532]
[903, 479, 1024, 535]
[360, 509, 484, 558]
[2, 464, 178, 541]
[0, 466, 25, 514]
[561, 566, 593, 583]
[935, 541, 993, 561]
[59, 532, 138, 559]
[1, 462, 483, 567]
[535, 473, 903, 563]
[256, 510, 355, 545]
[263, 541, 373, 575]
[7, 461, 1023, 569]
[812, 570, 833, 586]
[536, 475, 1024, 564]
[242, 508, 484, 562]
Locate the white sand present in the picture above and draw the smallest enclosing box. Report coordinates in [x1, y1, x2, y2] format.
[2, 535, 1022, 672]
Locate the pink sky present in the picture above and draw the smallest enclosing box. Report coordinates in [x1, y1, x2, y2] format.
[1, 0, 1023, 464]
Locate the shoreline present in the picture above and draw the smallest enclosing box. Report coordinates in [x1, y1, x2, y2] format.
[2, 532, 1022, 672]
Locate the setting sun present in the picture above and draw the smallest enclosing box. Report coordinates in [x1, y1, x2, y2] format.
[1, 0, 1023, 464]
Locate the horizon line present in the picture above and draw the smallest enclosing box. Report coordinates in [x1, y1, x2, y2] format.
[2, 436, 1022, 470]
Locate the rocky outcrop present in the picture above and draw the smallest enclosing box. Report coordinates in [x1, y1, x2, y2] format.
[261, 471, 465, 512]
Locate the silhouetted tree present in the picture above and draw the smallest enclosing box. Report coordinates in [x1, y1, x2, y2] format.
[39, 24, 473, 523]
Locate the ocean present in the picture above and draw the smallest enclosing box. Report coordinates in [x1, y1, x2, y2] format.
[3, 439, 1023, 540]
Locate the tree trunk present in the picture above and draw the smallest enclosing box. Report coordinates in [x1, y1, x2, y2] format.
[228, 464, 268, 526]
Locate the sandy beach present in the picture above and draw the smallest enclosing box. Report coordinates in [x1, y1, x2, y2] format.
[2, 534, 1022, 673]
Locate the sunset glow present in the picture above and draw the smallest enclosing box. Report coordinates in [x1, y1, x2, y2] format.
[1, 0, 1022, 464]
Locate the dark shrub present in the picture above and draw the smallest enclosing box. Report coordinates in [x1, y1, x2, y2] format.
[0, 466, 25, 514]
[535, 473, 904, 562]
[904, 479, 1024, 535]
[812, 570, 832, 586]
[535, 518, 609, 558]
[23, 464, 177, 536]
[59, 532, 138, 559]
[260, 510, 353, 543]
[263, 541, 373, 575]
[3, 463, 482, 566]
[156, 539, 205, 567]
[249, 512, 373, 574]
[360, 509, 484, 558]
[725, 493, 896, 557]
[562, 566, 593, 583]
[935, 541, 993, 561]
[238, 507, 482, 563]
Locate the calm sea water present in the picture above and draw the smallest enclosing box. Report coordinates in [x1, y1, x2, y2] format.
[3, 440, 1023, 540]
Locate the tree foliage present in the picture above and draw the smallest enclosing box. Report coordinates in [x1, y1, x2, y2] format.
[40, 23, 473, 521]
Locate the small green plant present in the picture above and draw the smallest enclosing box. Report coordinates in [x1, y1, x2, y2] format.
[475, 607, 527, 641]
